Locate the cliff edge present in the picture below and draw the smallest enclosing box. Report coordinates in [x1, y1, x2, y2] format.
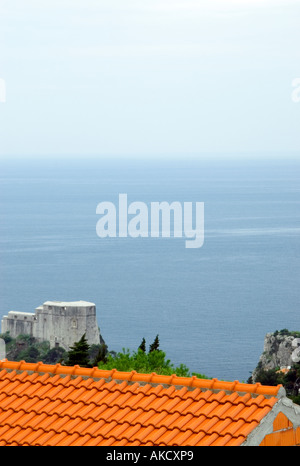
[252, 329, 300, 382]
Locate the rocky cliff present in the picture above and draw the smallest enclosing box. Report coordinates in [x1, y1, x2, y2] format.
[252, 330, 300, 381]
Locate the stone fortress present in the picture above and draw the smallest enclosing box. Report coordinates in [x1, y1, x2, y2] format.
[1, 300, 101, 351]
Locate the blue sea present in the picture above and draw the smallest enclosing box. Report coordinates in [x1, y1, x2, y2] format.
[0, 155, 299, 382]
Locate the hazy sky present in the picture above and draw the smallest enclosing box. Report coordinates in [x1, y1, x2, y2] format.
[0, 0, 300, 158]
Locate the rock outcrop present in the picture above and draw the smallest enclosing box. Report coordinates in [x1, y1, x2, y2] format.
[252, 330, 300, 381]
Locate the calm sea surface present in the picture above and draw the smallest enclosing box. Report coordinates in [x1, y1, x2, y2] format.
[0, 155, 299, 382]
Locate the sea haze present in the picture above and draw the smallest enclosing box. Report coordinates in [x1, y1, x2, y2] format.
[0, 155, 299, 382]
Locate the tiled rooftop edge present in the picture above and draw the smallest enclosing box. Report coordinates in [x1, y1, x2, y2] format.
[0, 360, 285, 398]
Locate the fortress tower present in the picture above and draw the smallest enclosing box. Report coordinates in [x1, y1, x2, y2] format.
[1, 301, 101, 351]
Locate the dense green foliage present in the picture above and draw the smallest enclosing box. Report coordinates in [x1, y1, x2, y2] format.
[0, 332, 67, 363]
[0, 331, 209, 378]
[249, 362, 300, 405]
[97, 347, 190, 376]
[97, 336, 209, 379]
[273, 329, 300, 338]
[0, 332, 106, 366]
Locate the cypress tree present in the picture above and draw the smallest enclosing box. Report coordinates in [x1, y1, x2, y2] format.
[149, 334, 160, 353]
[138, 338, 146, 353]
[65, 333, 91, 367]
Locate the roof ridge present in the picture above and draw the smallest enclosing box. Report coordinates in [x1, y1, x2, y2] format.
[0, 360, 284, 398]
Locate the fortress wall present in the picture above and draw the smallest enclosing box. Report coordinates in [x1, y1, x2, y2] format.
[33, 305, 54, 347]
[35, 301, 100, 350]
[1, 301, 101, 351]
[83, 305, 101, 348]
[1, 312, 35, 339]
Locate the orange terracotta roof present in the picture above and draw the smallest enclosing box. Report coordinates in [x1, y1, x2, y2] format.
[276, 367, 291, 374]
[0, 360, 285, 446]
